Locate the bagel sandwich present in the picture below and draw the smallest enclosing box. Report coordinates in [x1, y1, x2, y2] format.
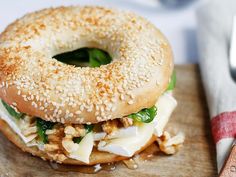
[0, 6, 178, 165]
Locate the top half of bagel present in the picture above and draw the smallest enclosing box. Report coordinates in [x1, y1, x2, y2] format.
[0, 6, 173, 124]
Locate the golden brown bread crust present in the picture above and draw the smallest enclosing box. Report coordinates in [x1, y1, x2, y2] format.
[0, 6, 173, 124]
[0, 119, 156, 165]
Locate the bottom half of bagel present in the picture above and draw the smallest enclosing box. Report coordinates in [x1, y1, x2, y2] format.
[0, 92, 177, 165]
[0, 119, 157, 165]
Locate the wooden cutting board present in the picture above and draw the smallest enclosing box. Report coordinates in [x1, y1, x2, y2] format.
[0, 64, 217, 177]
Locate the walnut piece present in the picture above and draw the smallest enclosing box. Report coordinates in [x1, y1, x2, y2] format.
[74, 125, 86, 137]
[157, 131, 185, 155]
[102, 120, 119, 134]
[22, 126, 37, 136]
[48, 134, 61, 143]
[44, 144, 59, 151]
[47, 153, 67, 163]
[64, 126, 76, 135]
[45, 129, 56, 135]
[120, 117, 133, 128]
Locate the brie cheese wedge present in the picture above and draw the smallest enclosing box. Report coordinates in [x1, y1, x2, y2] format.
[98, 122, 154, 157]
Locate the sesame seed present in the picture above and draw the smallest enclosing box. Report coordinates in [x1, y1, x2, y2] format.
[75, 110, 81, 115]
[128, 100, 134, 105]
[12, 102, 17, 106]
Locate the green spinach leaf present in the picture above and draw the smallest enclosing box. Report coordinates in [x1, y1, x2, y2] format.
[84, 124, 94, 133]
[54, 48, 111, 68]
[166, 71, 176, 91]
[1, 100, 24, 120]
[128, 106, 157, 123]
[36, 118, 55, 144]
[73, 137, 83, 144]
[88, 49, 112, 67]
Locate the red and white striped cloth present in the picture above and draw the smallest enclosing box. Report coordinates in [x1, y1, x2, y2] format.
[197, 0, 236, 172]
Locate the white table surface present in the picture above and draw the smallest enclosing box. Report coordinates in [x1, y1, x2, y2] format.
[0, 0, 203, 64]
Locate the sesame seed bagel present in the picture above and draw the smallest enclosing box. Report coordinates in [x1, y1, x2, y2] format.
[0, 6, 173, 124]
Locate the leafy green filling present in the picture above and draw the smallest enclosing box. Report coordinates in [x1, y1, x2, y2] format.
[128, 106, 157, 123]
[53, 48, 112, 67]
[88, 49, 112, 67]
[72, 137, 83, 144]
[84, 124, 94, 134]
[36, 118, 56, 144]
[1, 100, 24, 120]
[166, 71, 176, 91]
[73, 124, 94, 144]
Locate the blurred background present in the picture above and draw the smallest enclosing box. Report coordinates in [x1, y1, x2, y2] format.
[0, 0, 205, 64]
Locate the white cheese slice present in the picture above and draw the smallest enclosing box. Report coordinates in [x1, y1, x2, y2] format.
[154, 92, 177, 137]
[0, 100, 34, 143]
[98, 122, 154, 157]
[62, 132, 94, 164]
[93, 132, 106, 141]
[106, 126, 138, 139]
[93, 126, 138, 141]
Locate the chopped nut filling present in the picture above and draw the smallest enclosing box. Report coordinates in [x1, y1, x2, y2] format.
[120, 117, 133, 128]
[101, 119, 119, 134]
[157, 131, 185, 155]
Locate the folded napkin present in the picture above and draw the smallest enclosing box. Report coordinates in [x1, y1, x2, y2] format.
[196, 0, 236, 172]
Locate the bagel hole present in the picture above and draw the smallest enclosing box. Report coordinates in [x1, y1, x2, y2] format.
[53, 48, 112, 67]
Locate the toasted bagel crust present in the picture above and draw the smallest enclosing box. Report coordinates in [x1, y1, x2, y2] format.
[0, 119, 156, 165]
[0, 6, 173, 124]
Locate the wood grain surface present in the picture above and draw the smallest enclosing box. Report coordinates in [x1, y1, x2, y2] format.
[0, 65, 217, 177]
